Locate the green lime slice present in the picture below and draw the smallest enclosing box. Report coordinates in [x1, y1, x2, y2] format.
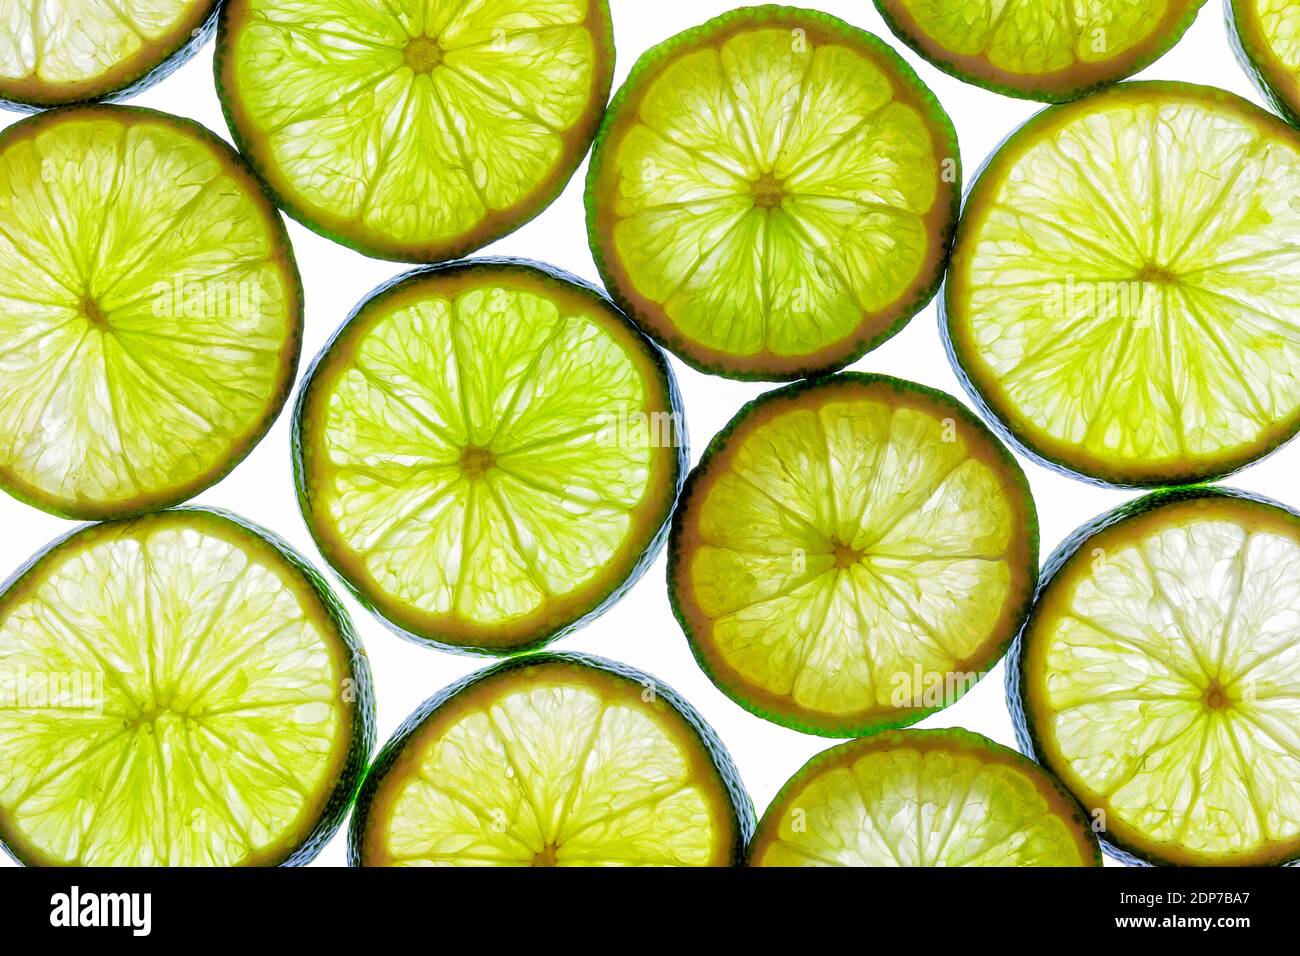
[875, 0, 1206, 103]
[1230, 0, 1300, 125]
[294, 258, 684, 655]
[216, 0, 615, 263]
[0, 508, 374, 867]
[749, 728, 1101, 866]
[669, 373, 1037, 737]
[0, 1, 218, 110]
[585, 5, 960, 381]
[350, 653, 751, 866]
[1013, 488, 1300, 867]
[945, 82, 1300, 488]
[0, 105, 301, 520]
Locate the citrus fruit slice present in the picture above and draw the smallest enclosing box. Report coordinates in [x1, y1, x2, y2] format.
[0, 104, 302, 520]
[1229, 0, 1300, 125]
[749, 728, 1101, 866]
[944, 82, 1300, 488]
[585, 5, 960, 381]
[874, 0, 1206, 103]
[1012, 488, 1300, 867]
[216, 0, 615, 263]
[294, 258, 685, 655]
[350, 652, 751, 866]
[0, 1, 219, 111]
[669, 373, 1037, 737]
[0, 508, 375, 867]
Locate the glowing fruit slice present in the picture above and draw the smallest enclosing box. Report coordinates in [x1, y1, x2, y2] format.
[1013, 488, 1300, 866]
[875, 0, 1206, 103]
[216, 0, 615, 263]
[294, 258, 684, 655]
[1229, 0, 1300, 125]
[350, 652, 752, 866]
[669, 373, 1037, 737]
[0, 508, 374, 867]
[945, 82, 1300, 488]
[749, 728, 1101, 866]
[0, 105, 302, 520]
[585, 5, 960, 380]
[0, 1, 218, 111]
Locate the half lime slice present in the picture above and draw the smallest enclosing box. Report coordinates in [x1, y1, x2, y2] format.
[945, 82, 1300, 488]
[294, 258, 685, 655]
[749, 728, 1101, 866]
[0, 1, 219, 111]
[216, 0, 615, 263]
[350, 652, 752, 866]
[0, 105, 302, 520]
[585, 5, 960, 381]
[1013, 488, 1300, 866]
[875, 0, 1206, 103]
[669, 373, 1037, 737]
[1229, 0, 1300, 125]
[0, 508, 374, 867]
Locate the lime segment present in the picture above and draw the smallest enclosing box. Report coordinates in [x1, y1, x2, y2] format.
[1230, 0, 1300, 124]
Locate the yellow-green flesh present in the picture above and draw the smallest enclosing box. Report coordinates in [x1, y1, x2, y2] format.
[1238, 0, 1300, 113]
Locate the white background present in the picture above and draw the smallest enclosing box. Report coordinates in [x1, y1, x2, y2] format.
[0, 0, 1289, 867]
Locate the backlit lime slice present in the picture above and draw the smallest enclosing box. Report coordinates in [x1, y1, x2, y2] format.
[350, 653, 751, 866]
[945, 82, 1300, 488]
[0, 1, 218, 110]
[749, 728, 1100, 866]
[294, 258, 684, 655]
[1013, 488, 1300, 866]
[0, 105, 301, 520]
[1229, 0, 1300, 125]
[669, 374, 1037, 737]
[0, 509, 374, 867]
[875, 0, 1206, 102]
[585, 5, 960, 381]
[216, 0, 614, 263]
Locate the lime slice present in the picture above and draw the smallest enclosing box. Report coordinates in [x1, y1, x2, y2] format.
[874, 0, 1206, 103]
[945, 82, 1300, 488]
[294, 258, 684, 655]
[1230, 0, 1300, 125]
[585, 6, 960, 381]
[0, 1, 218, 110]
[749, 728, 1101, 866]
[0, 105, 302, 520]
[0, 508, 374, 867]
[350, 652, 751, 866]
[668, 373, 1037, 737]
[216, 0, 615, 263]
[1013, 488, 1300, 867]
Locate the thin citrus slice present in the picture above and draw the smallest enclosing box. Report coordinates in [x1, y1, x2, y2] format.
[585, 5, 960, 381]
[0, 1, 219, 111]
[294, 258, 684, 655]
[0, 508, 374, 867]
[749, 728, 1100, 866]
[1013, 488, 1300, 867]
[1230, 0, 1300, 125]
[0, 105, 302, 520]
[669, 373, 1037, 737]
[350, 652, 751, 866]
[216, 0, 615, 263]
[875, 0, 1206, 103]
[945, 82, 1300, 488]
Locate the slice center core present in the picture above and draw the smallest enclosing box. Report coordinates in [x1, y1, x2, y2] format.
[404, 37, 444, 74]
[458, 445, 497, 480]
[532, 843, 559, 866]
[1136, 263, 1179, 285]
[1203, 679, 1232, 712]
[750, 172, 786, 210]
[81, 297, 111, 331]
[831, 540, 863, 570]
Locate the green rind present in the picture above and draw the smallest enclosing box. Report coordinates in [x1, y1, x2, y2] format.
[667, 371, 1039, 738]
[1227, 0, 1300, 126]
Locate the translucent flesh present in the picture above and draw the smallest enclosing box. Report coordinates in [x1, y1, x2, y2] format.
[312, 283, 660, 630]
[1253, 0, 1300, 70]
[688, 394, 1020, 721]
[0, 113, 295, 513]
[956, 96, 1300, 473]
[1033, 513, 1300, 859]
[607, 27, 939, 358]
[227, 0, 600, 249]
[0, 519, 349, 866]
[755, 742, 1091, 866]
[375, 679, 726, 865]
